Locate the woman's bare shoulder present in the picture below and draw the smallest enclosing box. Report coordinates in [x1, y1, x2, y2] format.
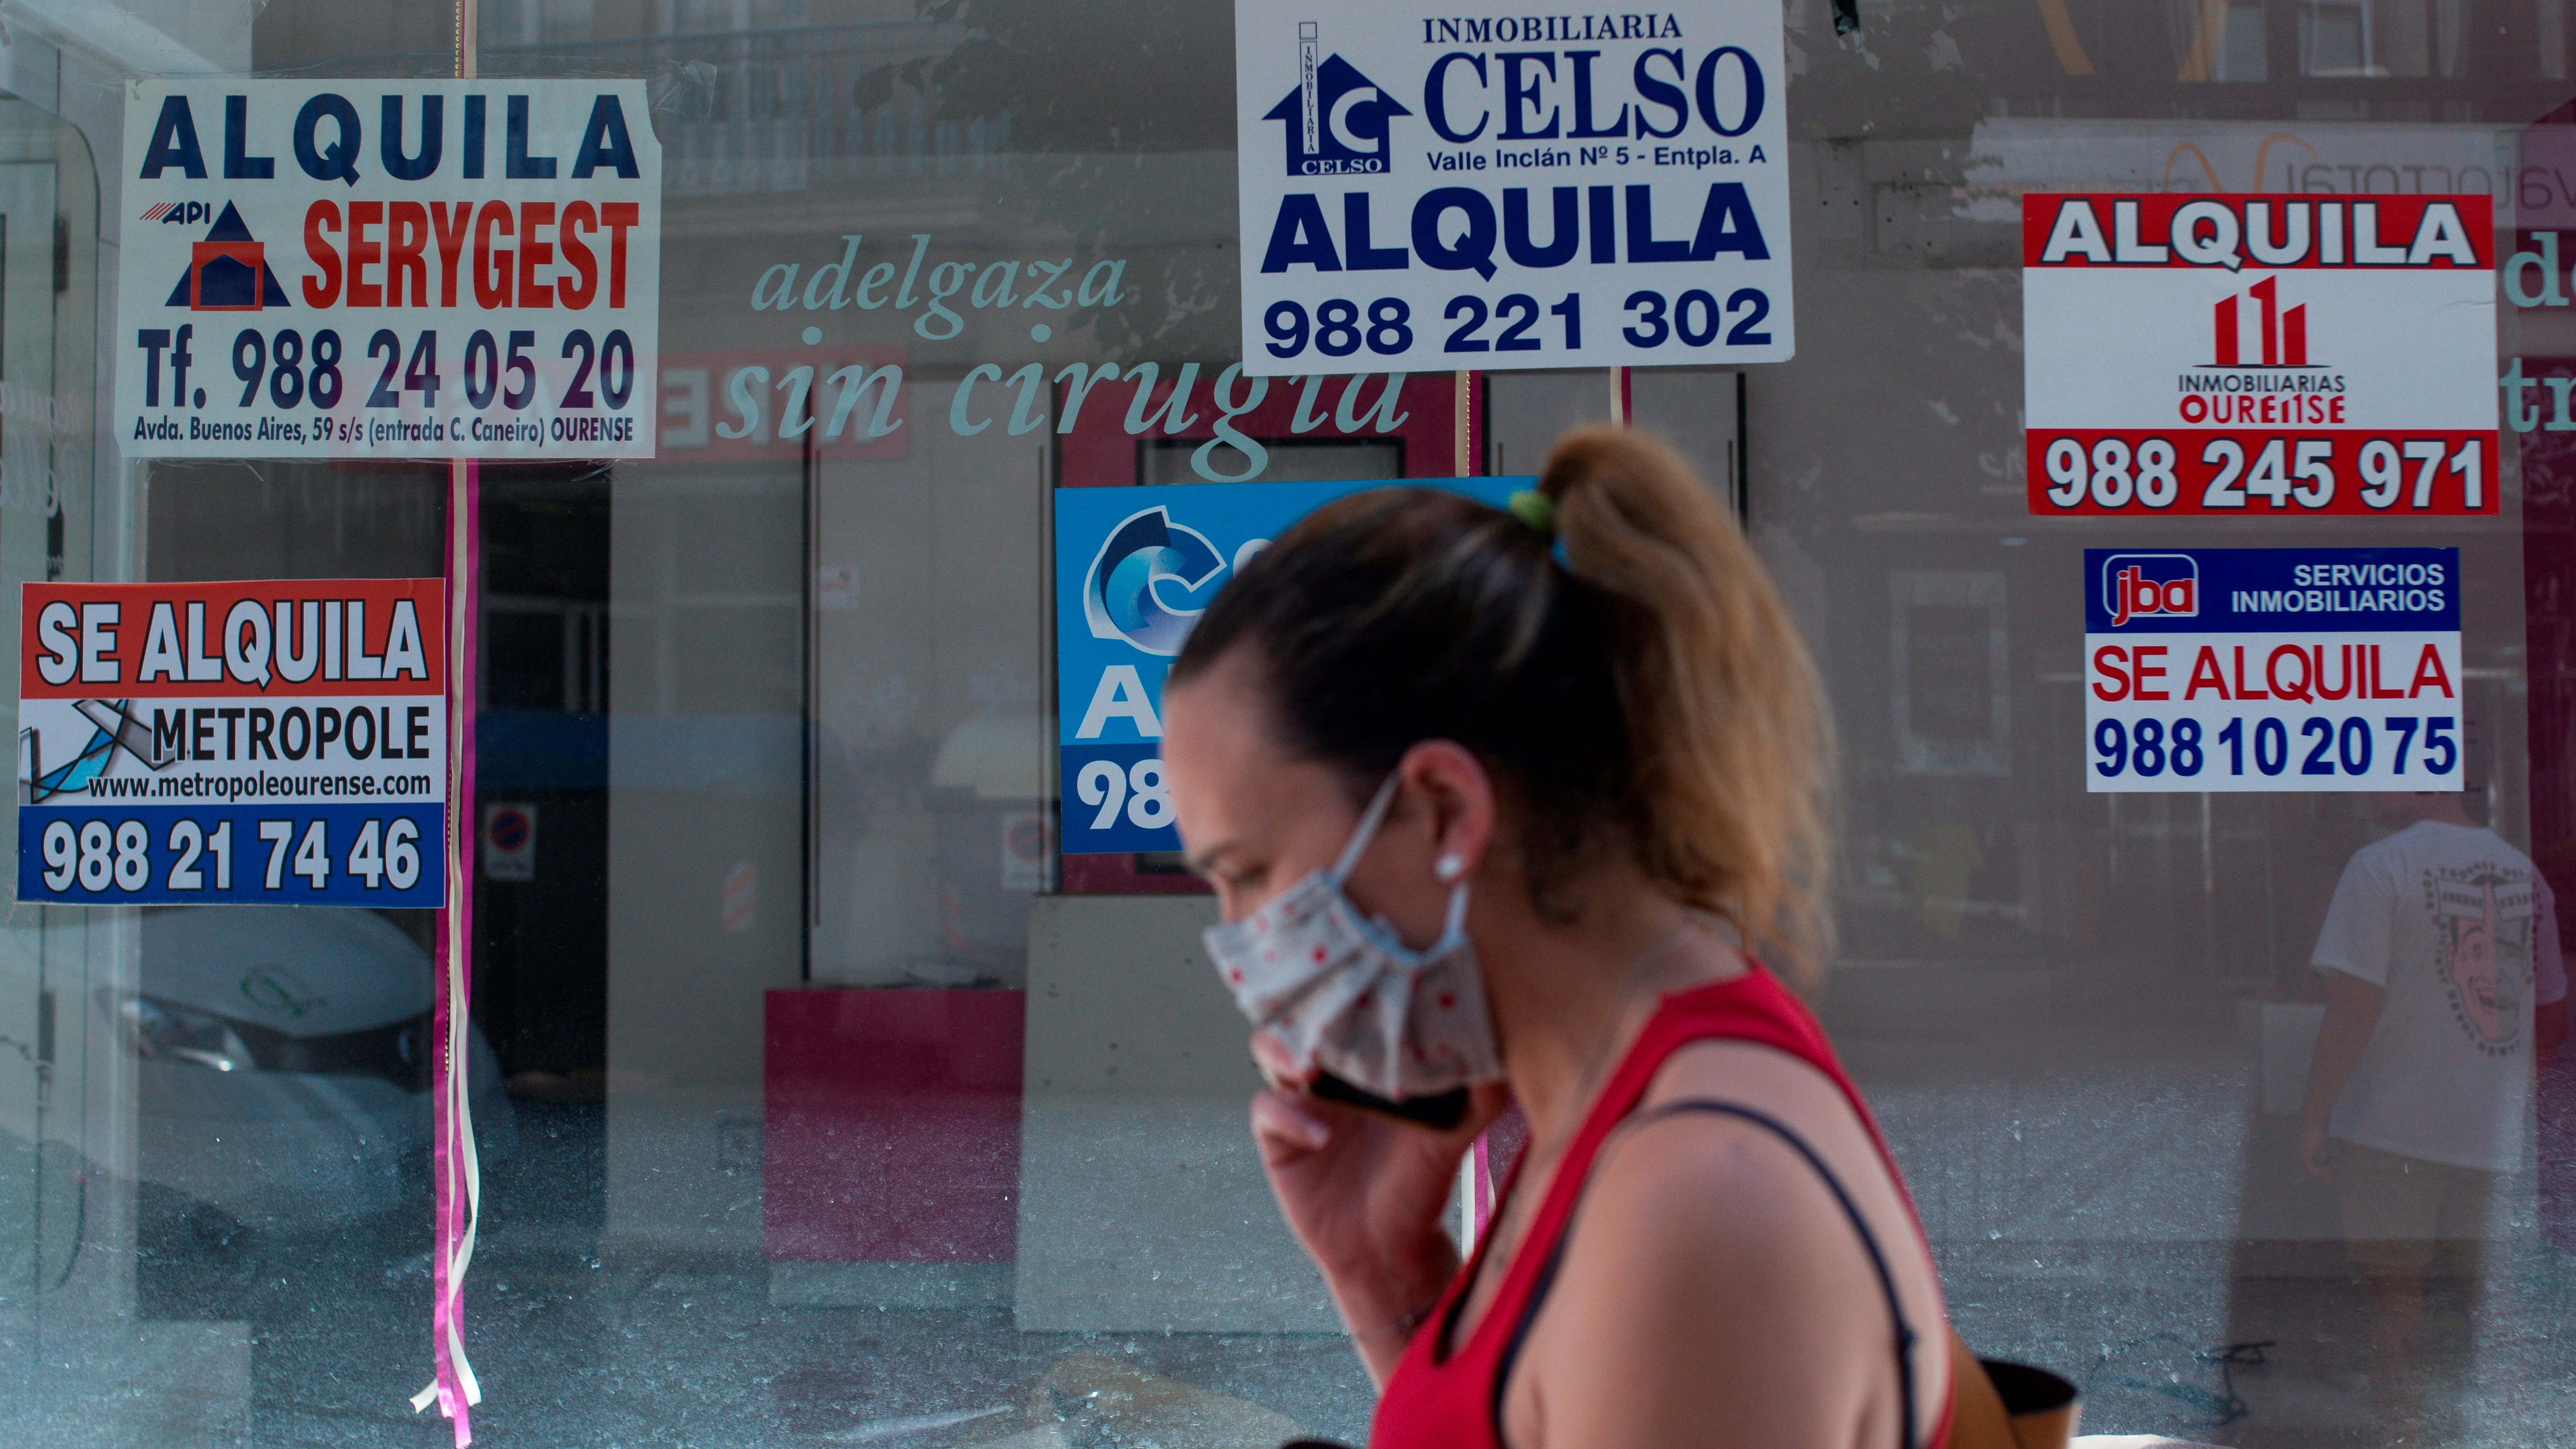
[1501, 1038, 1941, 1449]
[1576, 1065, 1886, 1276]
[1507, 1102, 1899, 1448]
[1643, 1034, 1857, 1115]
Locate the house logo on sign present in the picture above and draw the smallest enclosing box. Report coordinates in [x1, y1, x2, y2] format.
[1264, 23, 1410, 176]
[2104, 553, 2199, 627]
[2212, 277, 2323, 368]
[160, 201, 288, 312]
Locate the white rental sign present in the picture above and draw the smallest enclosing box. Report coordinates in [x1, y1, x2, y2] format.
[2082, 548, 2463, 793]
[116, 81, 661, 459]
[2023, 193, 2496, 518]
[1233, 3, 1792, 376]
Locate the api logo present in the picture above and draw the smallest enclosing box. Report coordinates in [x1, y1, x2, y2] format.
[2105, 553, 2199, 627]
[160, 201, 287, 312]
[1084, 506, 1228, 656]
[1263, 24, 1410, 176]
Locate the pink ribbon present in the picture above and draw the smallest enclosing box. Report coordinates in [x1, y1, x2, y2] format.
[413, 458, 482, 1445]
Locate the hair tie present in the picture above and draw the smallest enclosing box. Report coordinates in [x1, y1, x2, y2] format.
[1507, 489, 1556, 537]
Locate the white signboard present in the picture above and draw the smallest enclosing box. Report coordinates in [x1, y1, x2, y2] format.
[17, 579, 449, 905]
[2083, 548, 2463, 793]
[116, 81, 661, 459]
[2023, 193, 2495, 517]
[1233, 3, 1792, 376]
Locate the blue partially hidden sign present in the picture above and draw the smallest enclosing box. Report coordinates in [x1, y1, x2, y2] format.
[1054, 476, 1523, 855]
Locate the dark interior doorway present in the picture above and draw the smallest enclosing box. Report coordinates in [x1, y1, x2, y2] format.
[475, 465, 611, 1098]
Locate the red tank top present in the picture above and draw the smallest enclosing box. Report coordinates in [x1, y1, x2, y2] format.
[1367, 966, 1953, 1449]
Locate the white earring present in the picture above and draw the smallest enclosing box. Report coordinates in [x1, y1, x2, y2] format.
[1434, 853, 1467, 883]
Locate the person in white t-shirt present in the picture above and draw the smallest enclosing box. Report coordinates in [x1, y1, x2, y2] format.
[2297, 790, 2568, 1440]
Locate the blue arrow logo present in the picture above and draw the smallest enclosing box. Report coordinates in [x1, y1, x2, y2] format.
[1083, 506, 1227, 656]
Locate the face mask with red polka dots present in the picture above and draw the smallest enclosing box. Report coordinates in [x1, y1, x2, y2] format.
[1202, 774, 1505, 1100]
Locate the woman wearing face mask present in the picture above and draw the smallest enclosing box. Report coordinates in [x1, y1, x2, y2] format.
[1158, 427, 1954, 1449]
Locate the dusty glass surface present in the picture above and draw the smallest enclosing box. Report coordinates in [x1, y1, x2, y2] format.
[0, 2, 2571, 1446]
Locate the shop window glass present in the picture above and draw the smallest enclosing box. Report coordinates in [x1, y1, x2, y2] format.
[0, 1, 2572, 1444]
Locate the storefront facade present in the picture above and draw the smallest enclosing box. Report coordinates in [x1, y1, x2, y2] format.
[0, 1, 2571, 1443]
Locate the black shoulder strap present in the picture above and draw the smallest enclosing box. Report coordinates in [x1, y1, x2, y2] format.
[1490, 1098, 1922, 1449]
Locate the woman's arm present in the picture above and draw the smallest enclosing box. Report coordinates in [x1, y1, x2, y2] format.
[2296, 972, 2386, 1182]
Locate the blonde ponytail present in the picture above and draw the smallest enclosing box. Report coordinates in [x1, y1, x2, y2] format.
[1542, 426, 1834, 978]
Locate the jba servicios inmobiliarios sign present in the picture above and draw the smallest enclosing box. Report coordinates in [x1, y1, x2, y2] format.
[115, 81, 661, 458]
[1234, 2, 1792, 375]
[2084, 548, 2461, 793]
[2024, 195, 2495, 516]
[17, 581, 446, 905]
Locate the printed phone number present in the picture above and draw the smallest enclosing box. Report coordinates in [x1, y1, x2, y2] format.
[1259, 287, 1772, 359]
[30, 814, 429, 897]
[1072, 756, 1172, 833]
[2090, 713, 2458, 784]
[2029, 434, 2488, 515]
[134, 324, 639, 421]
[1057, 742, 1176, 855]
